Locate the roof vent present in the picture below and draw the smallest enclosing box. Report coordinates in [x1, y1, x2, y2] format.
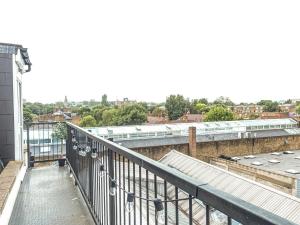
[285, 169, 300, 174]
[231, 157, 241, 161]
[251, 161, 263, 166]
[283, 151, 294, 154]
[244, 155, 256, 159]
[268, 159, 280, 164]
[294, 156, 300, 160]
[271, 152, 281, 156]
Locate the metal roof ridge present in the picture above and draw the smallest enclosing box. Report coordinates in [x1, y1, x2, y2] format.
[163, 150, 300, 203]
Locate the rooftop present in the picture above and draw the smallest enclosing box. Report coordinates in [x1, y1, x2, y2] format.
[236, 149, 300, 179]
[160, 150, 300, 224]
[85, 118, 298, 141]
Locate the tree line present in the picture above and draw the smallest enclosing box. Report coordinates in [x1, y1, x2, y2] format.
[23, 95, 300, 127]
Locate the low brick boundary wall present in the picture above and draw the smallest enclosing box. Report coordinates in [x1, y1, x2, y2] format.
[0, 161, 22, 214]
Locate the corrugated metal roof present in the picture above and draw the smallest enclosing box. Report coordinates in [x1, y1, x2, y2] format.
[159, 150, 300, 224]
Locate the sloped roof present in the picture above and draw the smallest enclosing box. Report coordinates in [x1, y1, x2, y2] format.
[159, 150, 300, 224]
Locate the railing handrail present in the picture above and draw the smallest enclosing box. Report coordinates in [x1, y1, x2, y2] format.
[66, 122, 297, 225]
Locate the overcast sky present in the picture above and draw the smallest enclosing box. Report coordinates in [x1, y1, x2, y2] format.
[1, 0, 300, 104]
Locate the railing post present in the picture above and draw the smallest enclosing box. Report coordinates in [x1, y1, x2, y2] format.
[108, 142, 115, 225]
[26, 124, 30, 168]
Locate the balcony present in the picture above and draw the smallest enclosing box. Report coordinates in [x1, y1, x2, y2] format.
[0, 122, 298, 225]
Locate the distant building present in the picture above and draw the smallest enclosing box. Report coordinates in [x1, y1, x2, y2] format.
[279, 104, 296, 113]
[110, 98, 137, 107]
[260, 112, 290, 119]
[232, 104, 263, 118]
[178, 113, 203, 123]
[147, 116, 167, 124]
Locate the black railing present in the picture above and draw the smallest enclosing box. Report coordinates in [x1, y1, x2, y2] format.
[66, 122, 296, 225]
[26, 122, 66, 163]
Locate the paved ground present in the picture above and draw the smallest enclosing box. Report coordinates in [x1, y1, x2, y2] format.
[9, 164, 94, 225]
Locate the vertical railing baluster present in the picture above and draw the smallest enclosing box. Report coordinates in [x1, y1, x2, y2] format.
[139, 166, 142, 225]
[206, 205, 210, 225]
[108, 148, 115, 225]
[133, 162, 136, 225]
[114, 151, 117, 224]
[228, 216, 232, 225]
[128, 159, 131, 225]
[175, 187, 179, 225]
[164, 180, 168, 225]
[119, 154, 122, 225]
[154, 174, 157, 225]
[123, 156, 126, 225]
[146, 170, 149, 225]
[189, 194, 193, 225]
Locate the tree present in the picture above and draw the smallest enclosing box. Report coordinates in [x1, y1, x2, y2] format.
[151, 107, 166, 117]
[101, 108, 118, 126]
[296, 105, 300, 115]
[213, 96, 234, 106]
[189, 99, 208, 113]
[80, 115, 97, 127]
[116, 103, 147, 125]
[52, 123, 67, 155]
[195, 103, 209, 114]
[257, 100, 280, 112]
[78, 106, 91, 116]
[165, 95, 189, 120]
[285, 99, 292, 104]
[204, 105, 234, 122]
[23, 108, 33, 126]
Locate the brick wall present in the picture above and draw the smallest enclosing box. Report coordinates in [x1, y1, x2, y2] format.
[130, 135, 300, 161]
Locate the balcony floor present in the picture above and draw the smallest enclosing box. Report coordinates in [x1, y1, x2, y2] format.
[9, 164, 94, 225]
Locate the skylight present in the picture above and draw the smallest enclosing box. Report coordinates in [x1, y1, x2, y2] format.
[271, 152, 281, 156]
[268, 159, 280, 164]
[231, 157, 241, 161]
[283, 151, 294, 154]
[285, 169, 300, 174]
[244, 155, 256, 159]
[251, 161, 263, 166]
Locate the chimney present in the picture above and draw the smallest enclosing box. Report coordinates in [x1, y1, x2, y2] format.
[189, 127, 197, 158]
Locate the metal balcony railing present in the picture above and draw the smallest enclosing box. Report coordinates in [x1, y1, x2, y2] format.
[66, 122, 296, 225]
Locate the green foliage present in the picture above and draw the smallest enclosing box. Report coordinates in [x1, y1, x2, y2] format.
[248, 113, 259, 120]
[116, 104, 147, 125]
[52, 123, 67, 140]
[285, 99, 292, 104]
[296, 105, 300, 115]
[204, 105, 234, 122]
[24, 102, 54, 115]
[165, 95, 189, 120]
[80, 115, 97, 127]
[257, 100, 280, 112]
[23, 108, 33, 126]
[79, 103, 147, 127]
[195, 103, 209, 114]
[151, 107, 166, 117]
[189, 99, 208, 113]
[101, 108, 119, 126]
[78, 106, 91, 116]
[213, 96, 234, 106]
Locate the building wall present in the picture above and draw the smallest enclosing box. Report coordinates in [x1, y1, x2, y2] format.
[210, 158, 297, 196]
[0, 53, 15, 164]
[131, 135, 300, 161]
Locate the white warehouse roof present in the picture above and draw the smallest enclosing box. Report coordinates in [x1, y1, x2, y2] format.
[85, 118, 298, 141]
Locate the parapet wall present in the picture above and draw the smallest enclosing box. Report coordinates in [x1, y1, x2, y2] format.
[131, 134, 300, 161]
